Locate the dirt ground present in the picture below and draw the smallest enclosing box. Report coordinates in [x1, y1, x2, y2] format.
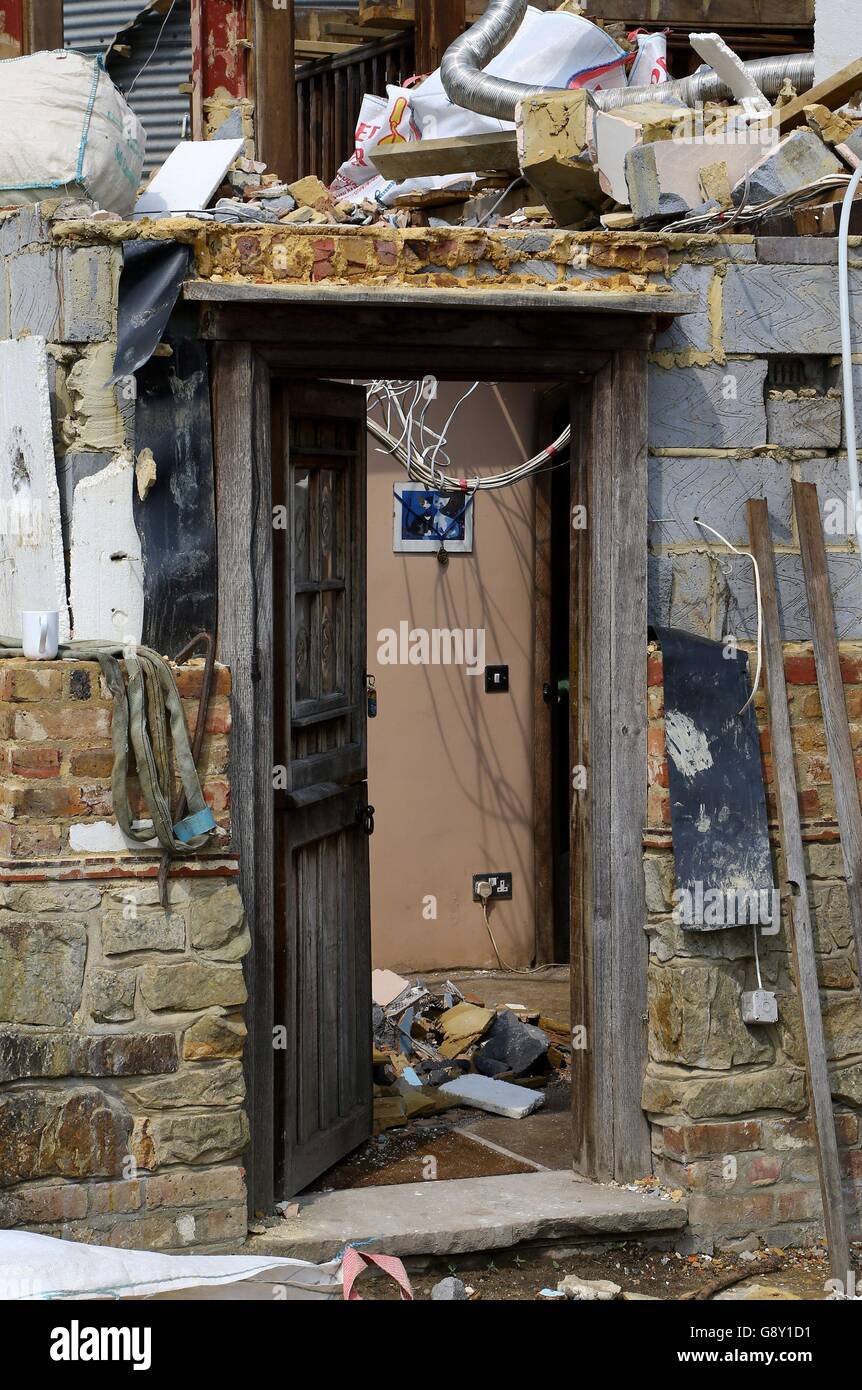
[359, 1242, 851, 1302]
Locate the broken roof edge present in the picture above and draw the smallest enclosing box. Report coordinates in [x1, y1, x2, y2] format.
[48, 219, 744, 307]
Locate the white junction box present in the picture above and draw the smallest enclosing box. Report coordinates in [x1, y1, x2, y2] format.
[741, 990, 779, 1025]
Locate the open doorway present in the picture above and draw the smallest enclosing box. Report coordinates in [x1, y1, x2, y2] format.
[267, 374, 576, 1200]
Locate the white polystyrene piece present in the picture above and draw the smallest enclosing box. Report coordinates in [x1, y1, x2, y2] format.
[0, 337, 70, 642]
[689, 32, 772, 114]
[69, 452, 143, 643]
[136, 139, 245, 216]
[438, 1073, 545, 1117]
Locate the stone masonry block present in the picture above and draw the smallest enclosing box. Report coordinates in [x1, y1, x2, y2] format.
[649, 361, 768, 448]
[102, 908, 186, 956]
[734, 129, 843, 207]
[8, 248, 61, 338]
[0, 1086, 132, 1186]
[648, 963, 773, 1070]
[723, 264, 862, 354]
[0, 919, 86, 1026]
[649, 455, 792, 547]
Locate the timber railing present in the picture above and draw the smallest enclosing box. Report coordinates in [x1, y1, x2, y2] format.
[295, 30, 418, 186]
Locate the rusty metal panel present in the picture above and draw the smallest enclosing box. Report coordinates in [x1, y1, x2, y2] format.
[1, 1, 25, 55]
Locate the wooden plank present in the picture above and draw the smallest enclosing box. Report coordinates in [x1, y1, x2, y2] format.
[370, 130, 519, 179]
[793, 480, 862, 994]
[608, 349, 651, 1182]
[295, 40, 358, 59]
[212, 343, 275, 1214]
[571, 354, 651, 1183]
[747, 498, 851, 1283]
[533, 393, 555, 967]
[776, 58, 862, 133]
[24, 0, 63, 52]
[254, 0, 298, 184]
[585, 0, 814, 24]
[570, 383, 594, 1176]
[415, 0, 465, 73]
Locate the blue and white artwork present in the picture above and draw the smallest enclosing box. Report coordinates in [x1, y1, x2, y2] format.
[393, 484, 474, 554]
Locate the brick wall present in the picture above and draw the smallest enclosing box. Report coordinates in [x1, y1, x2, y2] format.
[0, 657, 249, 1252]
[645, 644, 862, 1251]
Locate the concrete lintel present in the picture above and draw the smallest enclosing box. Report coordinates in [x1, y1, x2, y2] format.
[183, 279, 697, 318]
[243, 1171, 688, 1263]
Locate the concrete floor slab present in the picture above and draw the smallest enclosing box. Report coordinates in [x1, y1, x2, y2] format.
[244, 1171, 688, 1263]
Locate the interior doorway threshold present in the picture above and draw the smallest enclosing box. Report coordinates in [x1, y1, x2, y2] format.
[243, 1171, 688, 1264]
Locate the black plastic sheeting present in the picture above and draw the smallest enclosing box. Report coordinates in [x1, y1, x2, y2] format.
[652, 626, 776, 932]
[112, 240, 192, 384]
[133, 336, 217, 656]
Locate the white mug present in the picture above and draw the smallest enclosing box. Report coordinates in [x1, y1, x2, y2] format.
[22, 610, 60, 660]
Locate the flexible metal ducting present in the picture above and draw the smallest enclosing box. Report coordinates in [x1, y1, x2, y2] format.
[439, 0, 815, 122]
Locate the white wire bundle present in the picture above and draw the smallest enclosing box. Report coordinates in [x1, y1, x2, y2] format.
[365, 379, 571, 493]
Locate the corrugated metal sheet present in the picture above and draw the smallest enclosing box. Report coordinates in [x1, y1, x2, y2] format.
[64, 1, 192, 172]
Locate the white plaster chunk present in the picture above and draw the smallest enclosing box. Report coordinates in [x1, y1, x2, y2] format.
[0, 336, 70, 641]
[69, 451, 143, 643]
[68, 820, 158, 854]
[437, 1074, 545, 1118]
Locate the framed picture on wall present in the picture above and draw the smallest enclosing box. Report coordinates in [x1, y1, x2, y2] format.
[393, 484, 474, 555]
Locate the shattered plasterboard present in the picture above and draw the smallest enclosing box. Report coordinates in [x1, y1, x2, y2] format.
[69, 452, 143, 643]
[0, 337, 70, 642]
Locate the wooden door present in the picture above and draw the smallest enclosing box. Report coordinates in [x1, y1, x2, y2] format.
[272, 380, 372, 1196]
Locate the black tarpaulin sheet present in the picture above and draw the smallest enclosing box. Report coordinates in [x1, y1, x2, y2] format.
[652, 626, 776, 931]
[111, 240, 192, 383]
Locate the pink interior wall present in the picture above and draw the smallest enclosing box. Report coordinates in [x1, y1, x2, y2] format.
[366, 383, 540, 971]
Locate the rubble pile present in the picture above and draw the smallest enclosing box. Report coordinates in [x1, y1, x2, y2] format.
[370, 969, 571, 1133]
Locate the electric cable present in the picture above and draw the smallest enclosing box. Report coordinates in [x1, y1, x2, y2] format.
[693, 518, 762, 717]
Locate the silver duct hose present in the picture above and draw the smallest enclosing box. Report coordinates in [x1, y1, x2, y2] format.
[439, 0, 815, 122]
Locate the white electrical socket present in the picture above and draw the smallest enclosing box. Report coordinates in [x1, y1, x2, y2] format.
[741, 989, 778, 1025]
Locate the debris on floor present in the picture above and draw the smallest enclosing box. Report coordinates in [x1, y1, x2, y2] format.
[371, 972, 570, 1132]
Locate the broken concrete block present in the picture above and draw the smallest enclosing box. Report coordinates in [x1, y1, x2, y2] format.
[515, 89, 602, 226]
[626, 136, 763, 222]
[593, 103, 687, 206]
[474, 1009, 549, 1077]
[766, 391, 843, 449]
[437, 1073, 544, 1118]
[732, 128, 844, 206]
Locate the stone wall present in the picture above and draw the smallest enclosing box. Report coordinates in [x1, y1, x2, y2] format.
[0, 657, 249, 1252]
[645, 644, 862, 1251]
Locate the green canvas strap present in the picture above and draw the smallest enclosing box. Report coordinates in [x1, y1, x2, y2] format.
[0, 637, 216, 856]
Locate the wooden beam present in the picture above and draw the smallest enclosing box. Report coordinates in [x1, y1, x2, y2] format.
[212, 343, 276, 1216]
[572, 353, 652, 1183]
[294, 40, 358, 59]
[794, 480, 862, 996]
[533, 390, 556, 967]
[415, 0, 465, 74]
[776, 57, 862, 133]
[24, 0, 64, 52]
[584, 0, 814, 25]
[370, 129, 519, 179]
[747, 499, 851, 1283]
[253, 0, 298, 184]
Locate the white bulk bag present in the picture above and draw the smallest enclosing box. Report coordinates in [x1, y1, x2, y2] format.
[0, 51, 146, 215]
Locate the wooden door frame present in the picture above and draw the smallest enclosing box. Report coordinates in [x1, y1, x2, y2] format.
[208, 305, 655, 1212]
